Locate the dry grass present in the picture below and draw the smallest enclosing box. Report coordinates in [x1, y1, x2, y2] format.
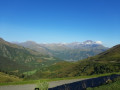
[0, 72, 22, 83]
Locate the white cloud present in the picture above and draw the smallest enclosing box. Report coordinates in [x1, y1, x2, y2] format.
[95, 41, 102, 44]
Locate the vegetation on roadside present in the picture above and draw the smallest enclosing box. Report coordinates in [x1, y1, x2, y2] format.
[0, 72, 120, 86]
[36, 80, 48, 90]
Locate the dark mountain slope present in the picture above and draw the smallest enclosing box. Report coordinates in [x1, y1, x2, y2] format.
[0, 38, 40, 66]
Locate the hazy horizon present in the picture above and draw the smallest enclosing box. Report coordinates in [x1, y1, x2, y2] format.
[0, 37, 112, 48]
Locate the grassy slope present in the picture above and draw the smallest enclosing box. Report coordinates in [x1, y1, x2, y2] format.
[87, 44, 120, 62]
[30, 44, 120, 78]
[0, 38, 63, 73]
[0, 72, 22, 83]
[55, 44, 120, 77]
[0, 72, 120, 86]
[0, 55, 33, 72]
[24, 61, 74, 79]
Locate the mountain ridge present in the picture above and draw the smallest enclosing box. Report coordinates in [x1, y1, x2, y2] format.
[13, 40, 108, 61]
[0, 38, 62, 73]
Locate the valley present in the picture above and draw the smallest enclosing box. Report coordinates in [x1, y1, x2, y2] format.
[1, 0, 120, 89]
[0, 37, 120, 90]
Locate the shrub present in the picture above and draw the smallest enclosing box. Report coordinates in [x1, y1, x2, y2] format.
[36, 80, 49, 90]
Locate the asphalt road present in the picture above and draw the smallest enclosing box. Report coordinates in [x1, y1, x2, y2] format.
[0, 79, 85, 90]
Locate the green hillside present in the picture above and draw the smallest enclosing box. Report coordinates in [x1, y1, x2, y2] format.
[0, 72, 22, 83]
[24, 61, 74, 79]
[29, 44, 120, 78]
[0, 38, 62, 73]
[61, 44, 120, 77]
[0, 37, 120, 80]
[88, 44, 120, 62]
[0, 55, 32, 72]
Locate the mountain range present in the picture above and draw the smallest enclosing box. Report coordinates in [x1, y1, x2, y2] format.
[0, 38, 61, 73]
[13, 40, 108, 61]
[0, 37, 120, 79]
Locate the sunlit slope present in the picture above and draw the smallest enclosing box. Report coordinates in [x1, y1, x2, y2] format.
[0, 72, 21, 83]
[31, 44, 120, 78]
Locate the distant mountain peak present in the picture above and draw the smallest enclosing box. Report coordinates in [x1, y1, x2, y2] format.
[83, 40, 102, 45]
[83, 40, 94, 44]
[84, 40, 93, 42]
[13, 40, 103, 46]
[17, 41, 38, 46]
[11, 39, 108, 61]
[95, 41, 102, 44]
[26, 40, 36, 43]
[53, 40, 103, 46]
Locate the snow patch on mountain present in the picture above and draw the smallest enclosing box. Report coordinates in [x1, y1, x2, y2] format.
[95, 41, 102, 44]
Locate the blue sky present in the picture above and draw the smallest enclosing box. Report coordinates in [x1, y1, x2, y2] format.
[0, 0, 120, 47]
